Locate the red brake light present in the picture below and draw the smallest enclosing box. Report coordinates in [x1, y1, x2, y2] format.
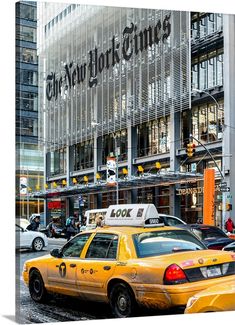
[164, 264, 188, 285]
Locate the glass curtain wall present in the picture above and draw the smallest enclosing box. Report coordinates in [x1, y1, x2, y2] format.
[38, 4, 190, 163]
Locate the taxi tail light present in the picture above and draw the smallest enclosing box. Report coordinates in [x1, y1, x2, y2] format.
[163, 264, 188, 285]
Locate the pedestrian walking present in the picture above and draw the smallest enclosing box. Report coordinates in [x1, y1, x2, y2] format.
[65, 216, 77, 241]
[225, 217, 235, 233]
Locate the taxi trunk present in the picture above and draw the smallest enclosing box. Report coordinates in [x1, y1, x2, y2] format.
[128, 249, 235, 309]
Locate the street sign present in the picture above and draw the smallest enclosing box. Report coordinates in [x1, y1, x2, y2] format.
[220, 187, 230, 192]
[220, 182, 227, 187]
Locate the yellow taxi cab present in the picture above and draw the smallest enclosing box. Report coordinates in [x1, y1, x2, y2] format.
[184, 280, 235, 313]
[22, 204, 235, 318]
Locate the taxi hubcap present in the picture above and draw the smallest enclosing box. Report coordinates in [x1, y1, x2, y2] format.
[33, 279, 41, 294]
[118, 295, 127, 311]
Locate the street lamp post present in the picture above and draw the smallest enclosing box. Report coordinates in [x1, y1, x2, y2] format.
[192, 88, 226, 228]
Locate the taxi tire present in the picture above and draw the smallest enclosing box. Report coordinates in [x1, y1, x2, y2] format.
[110, 282, 136, 318]
[29, 270, 48, 303]
[32, 237, 44, 251]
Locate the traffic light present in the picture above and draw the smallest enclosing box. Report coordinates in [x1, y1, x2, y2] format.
[186, 142, 196, 157]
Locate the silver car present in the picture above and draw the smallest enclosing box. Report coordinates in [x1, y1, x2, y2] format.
[15, 224, 48, 251]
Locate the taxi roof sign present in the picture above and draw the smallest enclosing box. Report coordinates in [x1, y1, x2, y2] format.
[105, 204, 164, 227]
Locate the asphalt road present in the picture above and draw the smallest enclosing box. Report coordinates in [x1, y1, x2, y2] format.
[16, 238, 183, 323]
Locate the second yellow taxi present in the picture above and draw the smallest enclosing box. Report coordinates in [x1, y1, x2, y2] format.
[185, 280, 235, 313]
[23, 204, 235, 318]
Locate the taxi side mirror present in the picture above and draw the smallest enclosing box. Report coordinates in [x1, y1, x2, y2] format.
[50, 248, 62, 258]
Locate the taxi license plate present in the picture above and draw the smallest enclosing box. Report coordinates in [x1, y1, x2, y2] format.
[207, 266, 221, 277]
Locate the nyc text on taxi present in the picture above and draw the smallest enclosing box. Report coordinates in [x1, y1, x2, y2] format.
[23, 204, 235, 318]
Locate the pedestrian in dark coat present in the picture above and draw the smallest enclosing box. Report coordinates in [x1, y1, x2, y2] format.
[26, 216, 40, 231]
[65, 216, 77, 241]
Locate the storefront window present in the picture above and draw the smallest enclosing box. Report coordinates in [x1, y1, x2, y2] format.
[156, 187, 170, 214]
[137, 187, 154, 204]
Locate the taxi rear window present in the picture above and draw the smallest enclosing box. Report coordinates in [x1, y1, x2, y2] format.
[133, 229, 206, 258]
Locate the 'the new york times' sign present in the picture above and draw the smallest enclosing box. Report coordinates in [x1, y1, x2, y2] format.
[46, 14, 171, 101]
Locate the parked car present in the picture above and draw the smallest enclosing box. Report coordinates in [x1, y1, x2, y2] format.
[40, 217, 66, 238]
[185, 280, 235, 313]
[177, 224, 235, 250]
[222, 241, 235, 252]
[16, 224, 48, 251]
[16, 218, 30, 229]
[158, 214, 186, 226]
[23, 204, 235, 318]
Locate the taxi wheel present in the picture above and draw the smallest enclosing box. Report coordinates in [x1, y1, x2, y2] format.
[110, 283, 136, 318]
[32, 237, 44, 251]
[29, 270, 48, 303]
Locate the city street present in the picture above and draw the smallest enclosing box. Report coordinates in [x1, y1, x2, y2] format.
[16, 238, 113, 323]
[16, 238, 183, 323]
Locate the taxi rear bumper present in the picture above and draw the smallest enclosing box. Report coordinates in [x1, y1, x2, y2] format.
[133, 274, 235, 309]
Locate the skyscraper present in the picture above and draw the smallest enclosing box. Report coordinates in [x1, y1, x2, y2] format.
[16, 1, 44, 220]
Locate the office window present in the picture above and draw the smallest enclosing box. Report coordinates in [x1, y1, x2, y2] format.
[137, 117, 170, 157]
[16, 117, 38, 137]
[16, 3, 37, 21]
[16, 25, 36, 42]
[101, 130, 127, 165]
[16, 92, 38, 111]
[192, 101, 224, 144]
[16, 47, 37, 64]
[74, 140, 94, 171]
[191, 13, 223, 41]
[192, 49, 224, 90]
[16, 69, 38, 86]
[51, 147, 67, 176]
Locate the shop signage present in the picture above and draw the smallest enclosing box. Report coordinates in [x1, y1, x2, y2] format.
[48, 201, 62, 209]
[46, 14, 171, 101]
[177, 184, 221, 196]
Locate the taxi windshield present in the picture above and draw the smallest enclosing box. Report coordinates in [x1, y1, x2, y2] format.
[133, 229, 206, 258]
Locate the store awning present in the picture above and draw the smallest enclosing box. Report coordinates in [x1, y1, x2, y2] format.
[30, 171, 205, 199]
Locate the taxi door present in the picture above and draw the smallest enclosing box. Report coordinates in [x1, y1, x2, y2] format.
[47, 257, 78, 295]
[47, 233, 92, 296]
[77, 233, 118, 300]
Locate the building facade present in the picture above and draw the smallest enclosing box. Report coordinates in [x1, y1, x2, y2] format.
[37, 3, 235, 228]
[16, 1, 44, 220]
